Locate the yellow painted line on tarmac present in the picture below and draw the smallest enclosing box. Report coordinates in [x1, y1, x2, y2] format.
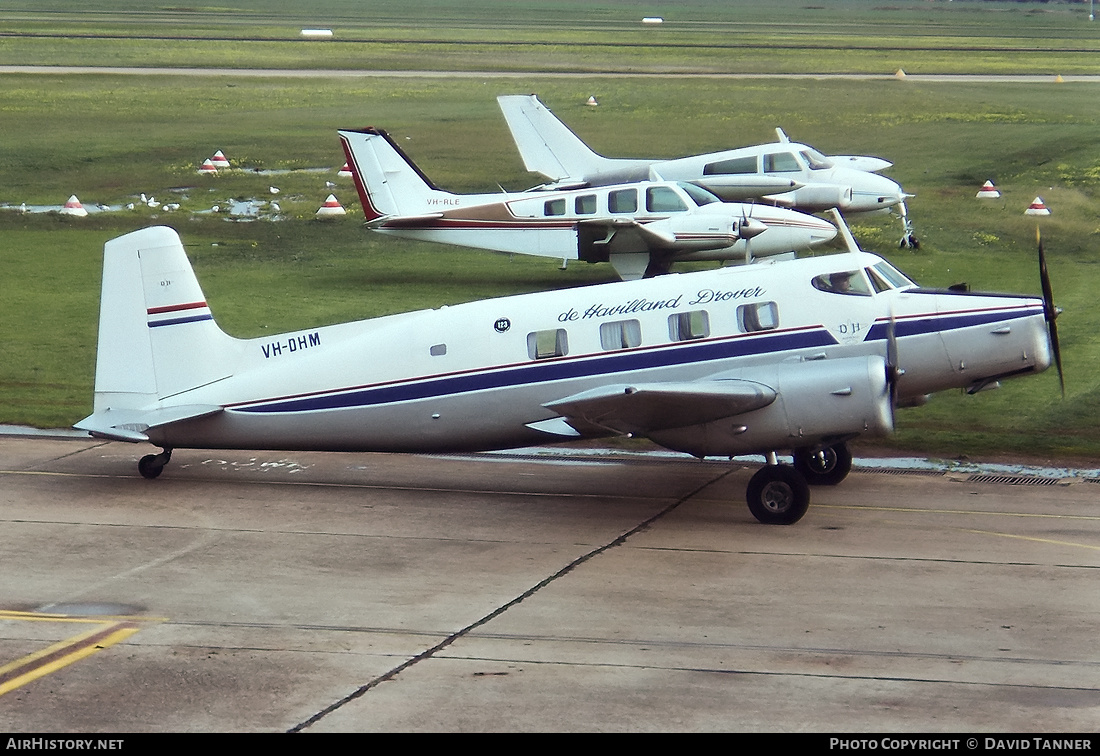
[0, 612, 160, 697]
[819, 503, 1100, 521]
[959, 528, 1100, 552]
[0, 609, 110, 624]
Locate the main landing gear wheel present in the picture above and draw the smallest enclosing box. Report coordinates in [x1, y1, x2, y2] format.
[746, 464, 810, 525]
[138, 449, 172, 479]
[793, 443, 853, 487]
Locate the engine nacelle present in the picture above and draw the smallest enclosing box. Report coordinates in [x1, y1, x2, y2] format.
[647, 355, 893, 458]
[787, 184, 853, 211]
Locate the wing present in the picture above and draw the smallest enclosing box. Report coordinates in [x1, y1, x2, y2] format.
[577, 217, 677, 256]
[541, 380, 776, 437]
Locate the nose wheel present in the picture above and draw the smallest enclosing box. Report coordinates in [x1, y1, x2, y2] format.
[138, 448, 172, 479]
[897, 201, 919, 249]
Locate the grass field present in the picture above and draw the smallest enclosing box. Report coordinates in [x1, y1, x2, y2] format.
[1, 1, 1098, 461]
[1, 0, 1098, 74]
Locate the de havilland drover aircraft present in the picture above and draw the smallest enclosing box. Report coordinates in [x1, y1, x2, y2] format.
[75, 223, 1060, 524]
[337, 127, 837, 281]
[497, 94, 920, 248]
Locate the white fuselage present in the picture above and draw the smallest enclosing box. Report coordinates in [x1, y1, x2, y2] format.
[146, 252, 1050, 456]
[371, 180, 836, 263]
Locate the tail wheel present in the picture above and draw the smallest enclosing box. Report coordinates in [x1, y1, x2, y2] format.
[137, 448, 172, 479]
[746, 464, 810, 525]
[793, 443, 853, 486]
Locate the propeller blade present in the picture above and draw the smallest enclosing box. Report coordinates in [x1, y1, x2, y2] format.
[1037, 228, 1065, 396]
[885, 308, 903, 413]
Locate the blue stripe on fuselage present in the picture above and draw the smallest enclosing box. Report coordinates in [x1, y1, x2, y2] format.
[233, 304, 1041, 415]
[235, 327, 835, 414]
[864, 306, 1040, 341]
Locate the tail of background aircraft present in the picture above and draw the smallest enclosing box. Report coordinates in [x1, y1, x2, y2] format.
[339, 128, 454, 221]
[75, 226, 237, 442]
[497, 94, 629, 183]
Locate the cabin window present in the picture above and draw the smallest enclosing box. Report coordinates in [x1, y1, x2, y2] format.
[429, 343, 447, 356]
[738, 302, 779, 333]
[703, 156, 757, 175]
[763, 152, 801, 173]
[811, 270, 872, 297]
[544, 198, 566, 216]
[575, 194, 597, 214]
[527, 328, 569, 360]
[668, 310, 710, 341]
[599, 319, 642, 350]
[646, 186, 687, 213]
[608, 188, 638, 214]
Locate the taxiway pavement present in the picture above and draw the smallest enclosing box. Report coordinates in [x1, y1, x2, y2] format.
[1, 437, 1097, 732]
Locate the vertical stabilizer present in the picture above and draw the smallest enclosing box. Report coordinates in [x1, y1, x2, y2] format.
[339, 128, 450, 220]
[88, 226, 238, 416]
[497, 94, 608, 181]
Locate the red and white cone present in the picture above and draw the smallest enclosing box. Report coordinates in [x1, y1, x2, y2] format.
[338, 162, 353, 178]
[60, 195, 88, 217]
[976, 180, 1000, 198]
[316, 194, 346, 217]
[1024, 197, 1050, 216]
[199, 159, 218, 175]
[210, 150, 230, 168]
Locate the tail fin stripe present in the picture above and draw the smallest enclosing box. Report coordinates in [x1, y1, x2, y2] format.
[149, 313, 214, 329]
[148, 301, 207, 315]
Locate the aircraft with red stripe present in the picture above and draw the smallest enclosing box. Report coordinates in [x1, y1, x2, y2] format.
[339, 127, 837, 281]
[75, 224, 1060, 524]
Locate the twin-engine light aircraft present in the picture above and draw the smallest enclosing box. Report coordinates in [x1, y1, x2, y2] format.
[75, 226, 1057, 525]
[497, 94, 919, 248]
[338, 127, 837, 281]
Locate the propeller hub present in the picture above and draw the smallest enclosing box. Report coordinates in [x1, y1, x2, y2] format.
[738, 217, 767, 240]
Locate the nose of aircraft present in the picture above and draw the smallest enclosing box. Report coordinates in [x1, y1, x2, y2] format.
[840, 168, 907, 213]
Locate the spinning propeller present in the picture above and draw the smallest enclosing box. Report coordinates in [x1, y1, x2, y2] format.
[883, 308, 904, 423]
[1037, 228, 1065, 397]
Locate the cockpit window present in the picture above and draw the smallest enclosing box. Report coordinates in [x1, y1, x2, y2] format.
[872, 261, 917, 289]
[800, 149, 834, 170]
[679, 182, 721, 207]
[812, 270, 872, 297]
[646, 185, 688, 213]
[866, 266, 893, 293]
[763, 152, 801, 173]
